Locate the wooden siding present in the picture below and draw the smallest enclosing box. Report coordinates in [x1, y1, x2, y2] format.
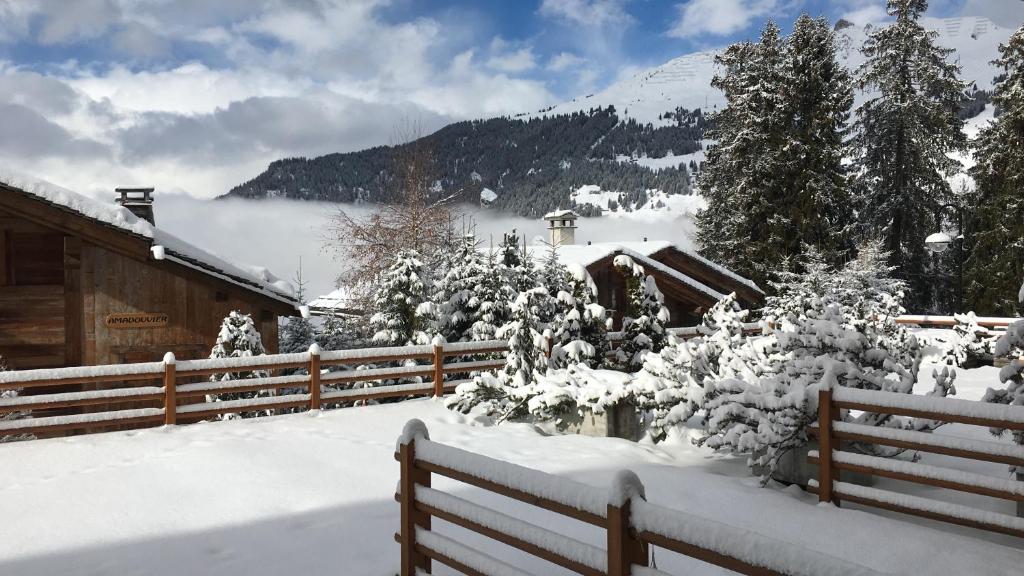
[0, 285, 65, 369]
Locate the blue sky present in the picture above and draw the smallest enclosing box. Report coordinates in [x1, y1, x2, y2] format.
[0, 0, 1020, 197]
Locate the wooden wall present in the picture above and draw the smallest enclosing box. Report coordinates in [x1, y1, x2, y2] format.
[83, 243, 280, 366]
[0, 212, 67, 369]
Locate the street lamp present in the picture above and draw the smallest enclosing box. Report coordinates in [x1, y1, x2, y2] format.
[925, 203, 964, 312]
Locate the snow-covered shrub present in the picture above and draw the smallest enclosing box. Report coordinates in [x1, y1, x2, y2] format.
[369, 250, 434, 346]
[697, 245, 936, 480]
[207, 311, 271, 420]
[518, 364, 634, 425]
[612, 255, 669, 372]
[549, 265, 610, 369]
[983, 283, 1024, 450]
[947, 313, 1000, 368]
[631, 294, 771, 442]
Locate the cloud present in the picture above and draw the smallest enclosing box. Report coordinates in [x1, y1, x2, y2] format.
[0, 103, 108, 159]
[538, 0, 633, 28]
[668, 0, 781, 39]
[546, 51, 585, 72]
[487, 39, 537, 73]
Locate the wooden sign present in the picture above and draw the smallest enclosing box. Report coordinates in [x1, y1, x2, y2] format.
[105, 312, 169, 329]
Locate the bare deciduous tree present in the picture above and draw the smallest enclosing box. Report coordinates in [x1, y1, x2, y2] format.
[326, 120, 461, 305]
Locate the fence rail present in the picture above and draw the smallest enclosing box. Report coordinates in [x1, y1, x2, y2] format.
[0, 340, 513, 439]
[808, 386, 1024, 538]
[395, 420, 884, 576]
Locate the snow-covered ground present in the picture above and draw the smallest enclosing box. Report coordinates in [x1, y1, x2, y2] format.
[1, 331, 1021, 575]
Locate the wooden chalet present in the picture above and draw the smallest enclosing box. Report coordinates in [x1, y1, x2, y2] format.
[538, 211, 763, 328]
[0, 170, 298, 372]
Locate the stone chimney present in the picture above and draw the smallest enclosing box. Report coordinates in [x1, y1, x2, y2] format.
[116, 187, 156, 225]
[544, 209, 578, 247]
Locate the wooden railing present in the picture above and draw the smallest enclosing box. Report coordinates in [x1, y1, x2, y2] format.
[809, 387, 1024, 538]
[0, 340, 509, 439]
[395, 420, 885, 576]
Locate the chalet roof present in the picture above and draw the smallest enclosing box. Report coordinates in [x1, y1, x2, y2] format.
[0, 167, 298, 308]
[308, 287, 360, 315]
[543, 209, 578, 220]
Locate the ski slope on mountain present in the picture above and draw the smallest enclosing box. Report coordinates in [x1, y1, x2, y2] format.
[538, 16, 1013, 126]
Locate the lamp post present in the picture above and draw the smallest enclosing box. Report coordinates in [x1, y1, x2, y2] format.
[924, 203, 964, 313]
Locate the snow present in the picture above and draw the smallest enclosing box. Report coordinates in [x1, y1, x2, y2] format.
[176, 374, 309, 395]
[320, 364, 432, 383]
[480, 188, 498, 203]
[0, 387, 163, 407]
[442, 340, 508, 353]
[319, 344, 434, 362]
[821, 450, 1024, 498]
[177, 394, 309, 414]
[0, 361, 164, 385]
[533, 16, 1012, 126]
[832, 386, 1024, 425]
[0, 407, 162, 432]
[618, 247, 727, 302]
[416, 528, 531, 576]
[544, 209, 578, 220]
[569, 185, 704, 221]
[1, 340, 1023, 574]
[832, 482, 1024, 533]
[0, 167, 296, 306]
[322, 382, 434, 402]
[415, 485, 606, 571]
[831, 420, 1024, 462]
[175, 352, 312, 374]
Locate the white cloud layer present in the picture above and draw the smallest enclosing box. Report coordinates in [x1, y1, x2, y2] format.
[668, 0, 782, 39]
[0, 0, 559, 199]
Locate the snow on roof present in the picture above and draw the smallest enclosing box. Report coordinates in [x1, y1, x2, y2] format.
[480, 188, 498, 203]
[543, 209, 578, 220]
[0, 167, 297, 307]
[617, 247, 727, 302]
[309, 287, 357, 312]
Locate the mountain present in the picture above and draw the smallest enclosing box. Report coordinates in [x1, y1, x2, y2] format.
[224, 16, 1012, 217]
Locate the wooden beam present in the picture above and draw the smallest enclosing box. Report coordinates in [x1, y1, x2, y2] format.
[0, 230, 6, 286]
[64, 236, 83, 366]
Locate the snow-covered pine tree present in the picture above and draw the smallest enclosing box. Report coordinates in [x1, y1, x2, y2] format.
[779, 14, 854, 265]
[316, 312, 361, 352]
[612, 255, 669, 372]
[279, 267, 315, 355]
[983, 279, 1024, 450]
[435, 235, 490, 342]
[499, 231, 536, 293]
[550, 264, 610, 368]
[697, 23, 789, 287]
[207, 311, 271, 419]
[964, 25, 1024, 316]
[851, 0, 968, 311]
[369, 250, 434, 347]
[470, 250, 515, 342]
[534, 242, 572, 329]
[446, 288, 549, 419]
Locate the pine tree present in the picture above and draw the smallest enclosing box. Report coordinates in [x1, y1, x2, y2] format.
[550, 264, 610, 368]
[983, 280, 1024, 451]
[470, 251, 515, 342]
[851, 0, 968, 311]
[207, 311, 271, 419]
[435, 235, 490, 342]
[612, 255, 669, 372]
[499, 231, 536, 293]
[697, 17, 853, 287]
[279, 265, 315, 355]
[316, 312, 361, 352]
[964, 25, 1024, 316]
[697, 22, 790, 286]
[369, 251, 434, 347]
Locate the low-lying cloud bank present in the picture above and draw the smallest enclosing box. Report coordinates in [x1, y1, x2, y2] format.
[155, 196, 698, 299]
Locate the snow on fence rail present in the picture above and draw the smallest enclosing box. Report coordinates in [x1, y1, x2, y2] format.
[395, 420, 885, 576]
[0, 340, 511, 440]
[808, 387, 1024, 538]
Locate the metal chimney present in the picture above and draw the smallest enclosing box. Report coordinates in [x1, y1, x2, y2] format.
[116, 187, 156, 225]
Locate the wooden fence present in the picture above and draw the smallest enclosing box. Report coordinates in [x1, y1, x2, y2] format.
[808, 386, 1024, 538]
[395, 420, 884, 576]
[0, 340, 509, 439]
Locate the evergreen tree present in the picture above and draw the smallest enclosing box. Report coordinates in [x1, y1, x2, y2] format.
[368, 251, 434, 347]
[964, 25, 1024, 316]
[435, 235, 490, 342]
[851, 0, 967, 311]
[697, 23, 789, 286]
[499, 231, 536, 293]
[697, 17, 853, 287]
[316, 312, 361, 352]
[207, 311, 271, 419]
[550, 264, 610, 368]
[279, 266, 315, 355]
[612, 255, 669, 372]
[470, 251, 515, 342]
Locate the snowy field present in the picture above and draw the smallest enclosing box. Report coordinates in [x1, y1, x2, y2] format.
[1, 335, 1022, 575]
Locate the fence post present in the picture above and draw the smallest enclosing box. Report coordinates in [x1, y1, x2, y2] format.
[818, 387, 835, 505]
[309, 344, 321, 411]
[433, 343, 444, 398]
[399, 434, 432, 575]
[608, 471, 649, 576]
[163, 352, 176, 426]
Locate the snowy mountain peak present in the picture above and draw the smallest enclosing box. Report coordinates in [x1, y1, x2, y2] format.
[537, 16, 1013, 126]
